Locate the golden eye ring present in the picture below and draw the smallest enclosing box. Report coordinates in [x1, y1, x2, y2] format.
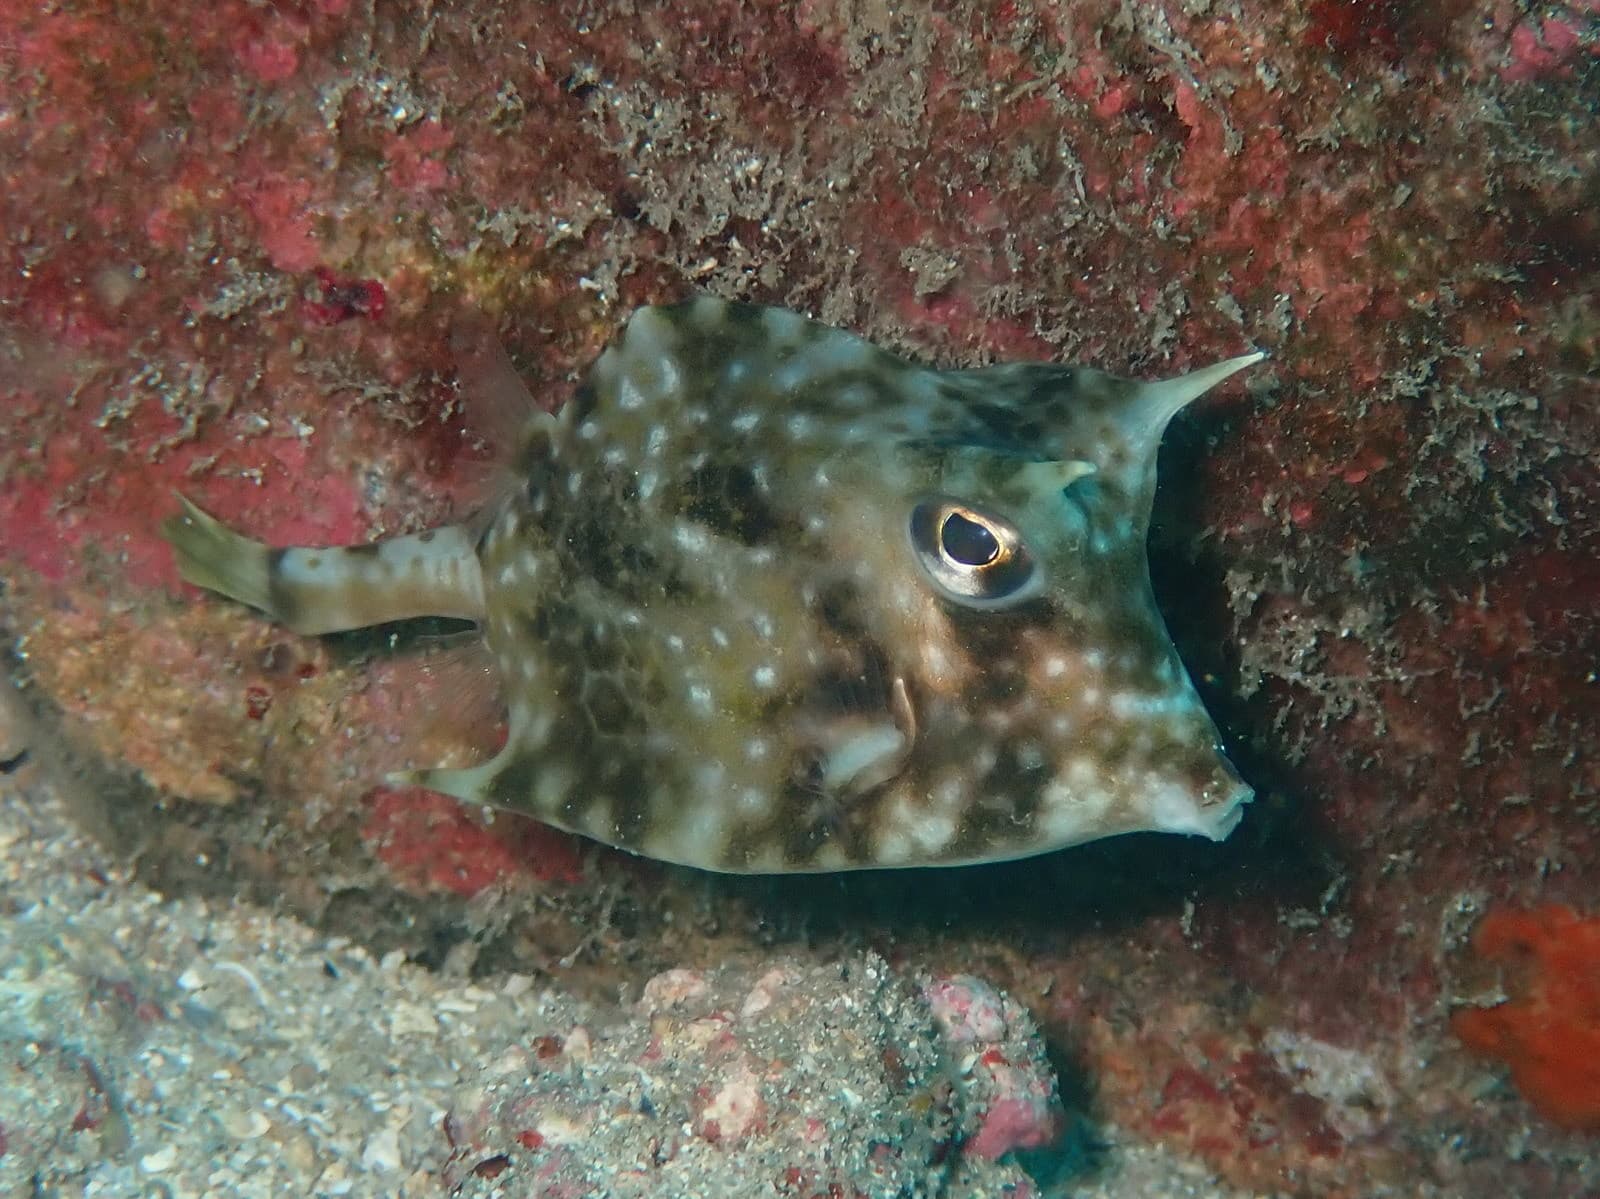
[908, 498, 1040, 608]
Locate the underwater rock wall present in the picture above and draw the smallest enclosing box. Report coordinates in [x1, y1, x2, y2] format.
[1, 0, 1596, 1194]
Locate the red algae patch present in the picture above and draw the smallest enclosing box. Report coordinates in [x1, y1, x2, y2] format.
[1452, 905, 1600, 1131]
[363, 786, 585, 897]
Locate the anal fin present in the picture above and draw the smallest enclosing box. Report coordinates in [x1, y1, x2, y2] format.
[387, 754, 503, 807]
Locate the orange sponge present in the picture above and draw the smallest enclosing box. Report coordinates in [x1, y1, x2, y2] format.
[1452, 904, 1600, 1131]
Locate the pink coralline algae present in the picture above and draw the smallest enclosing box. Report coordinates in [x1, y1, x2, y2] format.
[925, 974, 1064, 1160]
[1500, 12, 1595, 82]
[362, 786, 585, 897]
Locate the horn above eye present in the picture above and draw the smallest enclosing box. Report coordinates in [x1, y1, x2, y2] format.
[908, 498, 1041, 608]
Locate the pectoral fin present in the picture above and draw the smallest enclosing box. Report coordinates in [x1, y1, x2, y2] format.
[810, 677, 918, 799]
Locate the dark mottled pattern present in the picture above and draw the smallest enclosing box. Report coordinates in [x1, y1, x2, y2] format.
[165, 297, 1258, 871]
[445, 298, 1259, 872]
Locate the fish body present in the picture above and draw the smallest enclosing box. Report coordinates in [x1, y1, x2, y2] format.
[165, 297, 1261, 873]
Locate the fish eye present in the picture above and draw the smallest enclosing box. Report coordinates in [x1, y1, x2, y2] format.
[940, 510, 999, 566]
[909, 498, 1040, 608]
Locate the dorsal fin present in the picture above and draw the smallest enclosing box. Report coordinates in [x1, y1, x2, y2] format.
[447, 309, 555, 541]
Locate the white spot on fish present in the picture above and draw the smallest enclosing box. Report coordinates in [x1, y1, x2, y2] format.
[737, 787, 770, 818]
[618, 376, 647, 411]
[761, 306, 806, 341]
[656, 355, 681, 398]
[674, 523, 709, 552]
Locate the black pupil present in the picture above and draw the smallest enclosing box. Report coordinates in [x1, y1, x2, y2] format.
[940, 511, 1000, 566]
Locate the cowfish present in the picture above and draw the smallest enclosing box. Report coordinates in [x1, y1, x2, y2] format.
[163, 297, 1262, 873]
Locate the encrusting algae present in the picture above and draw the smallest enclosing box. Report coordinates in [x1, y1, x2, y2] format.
[164, 297, 1263, 873]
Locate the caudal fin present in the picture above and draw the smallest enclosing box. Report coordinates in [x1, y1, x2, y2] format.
[162, 496, 487, 634]
[162, 495, 275, 616]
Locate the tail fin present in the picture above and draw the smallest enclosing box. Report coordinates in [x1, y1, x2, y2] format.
[162, 495, 276, 616]
[162, 496, 486, 634]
